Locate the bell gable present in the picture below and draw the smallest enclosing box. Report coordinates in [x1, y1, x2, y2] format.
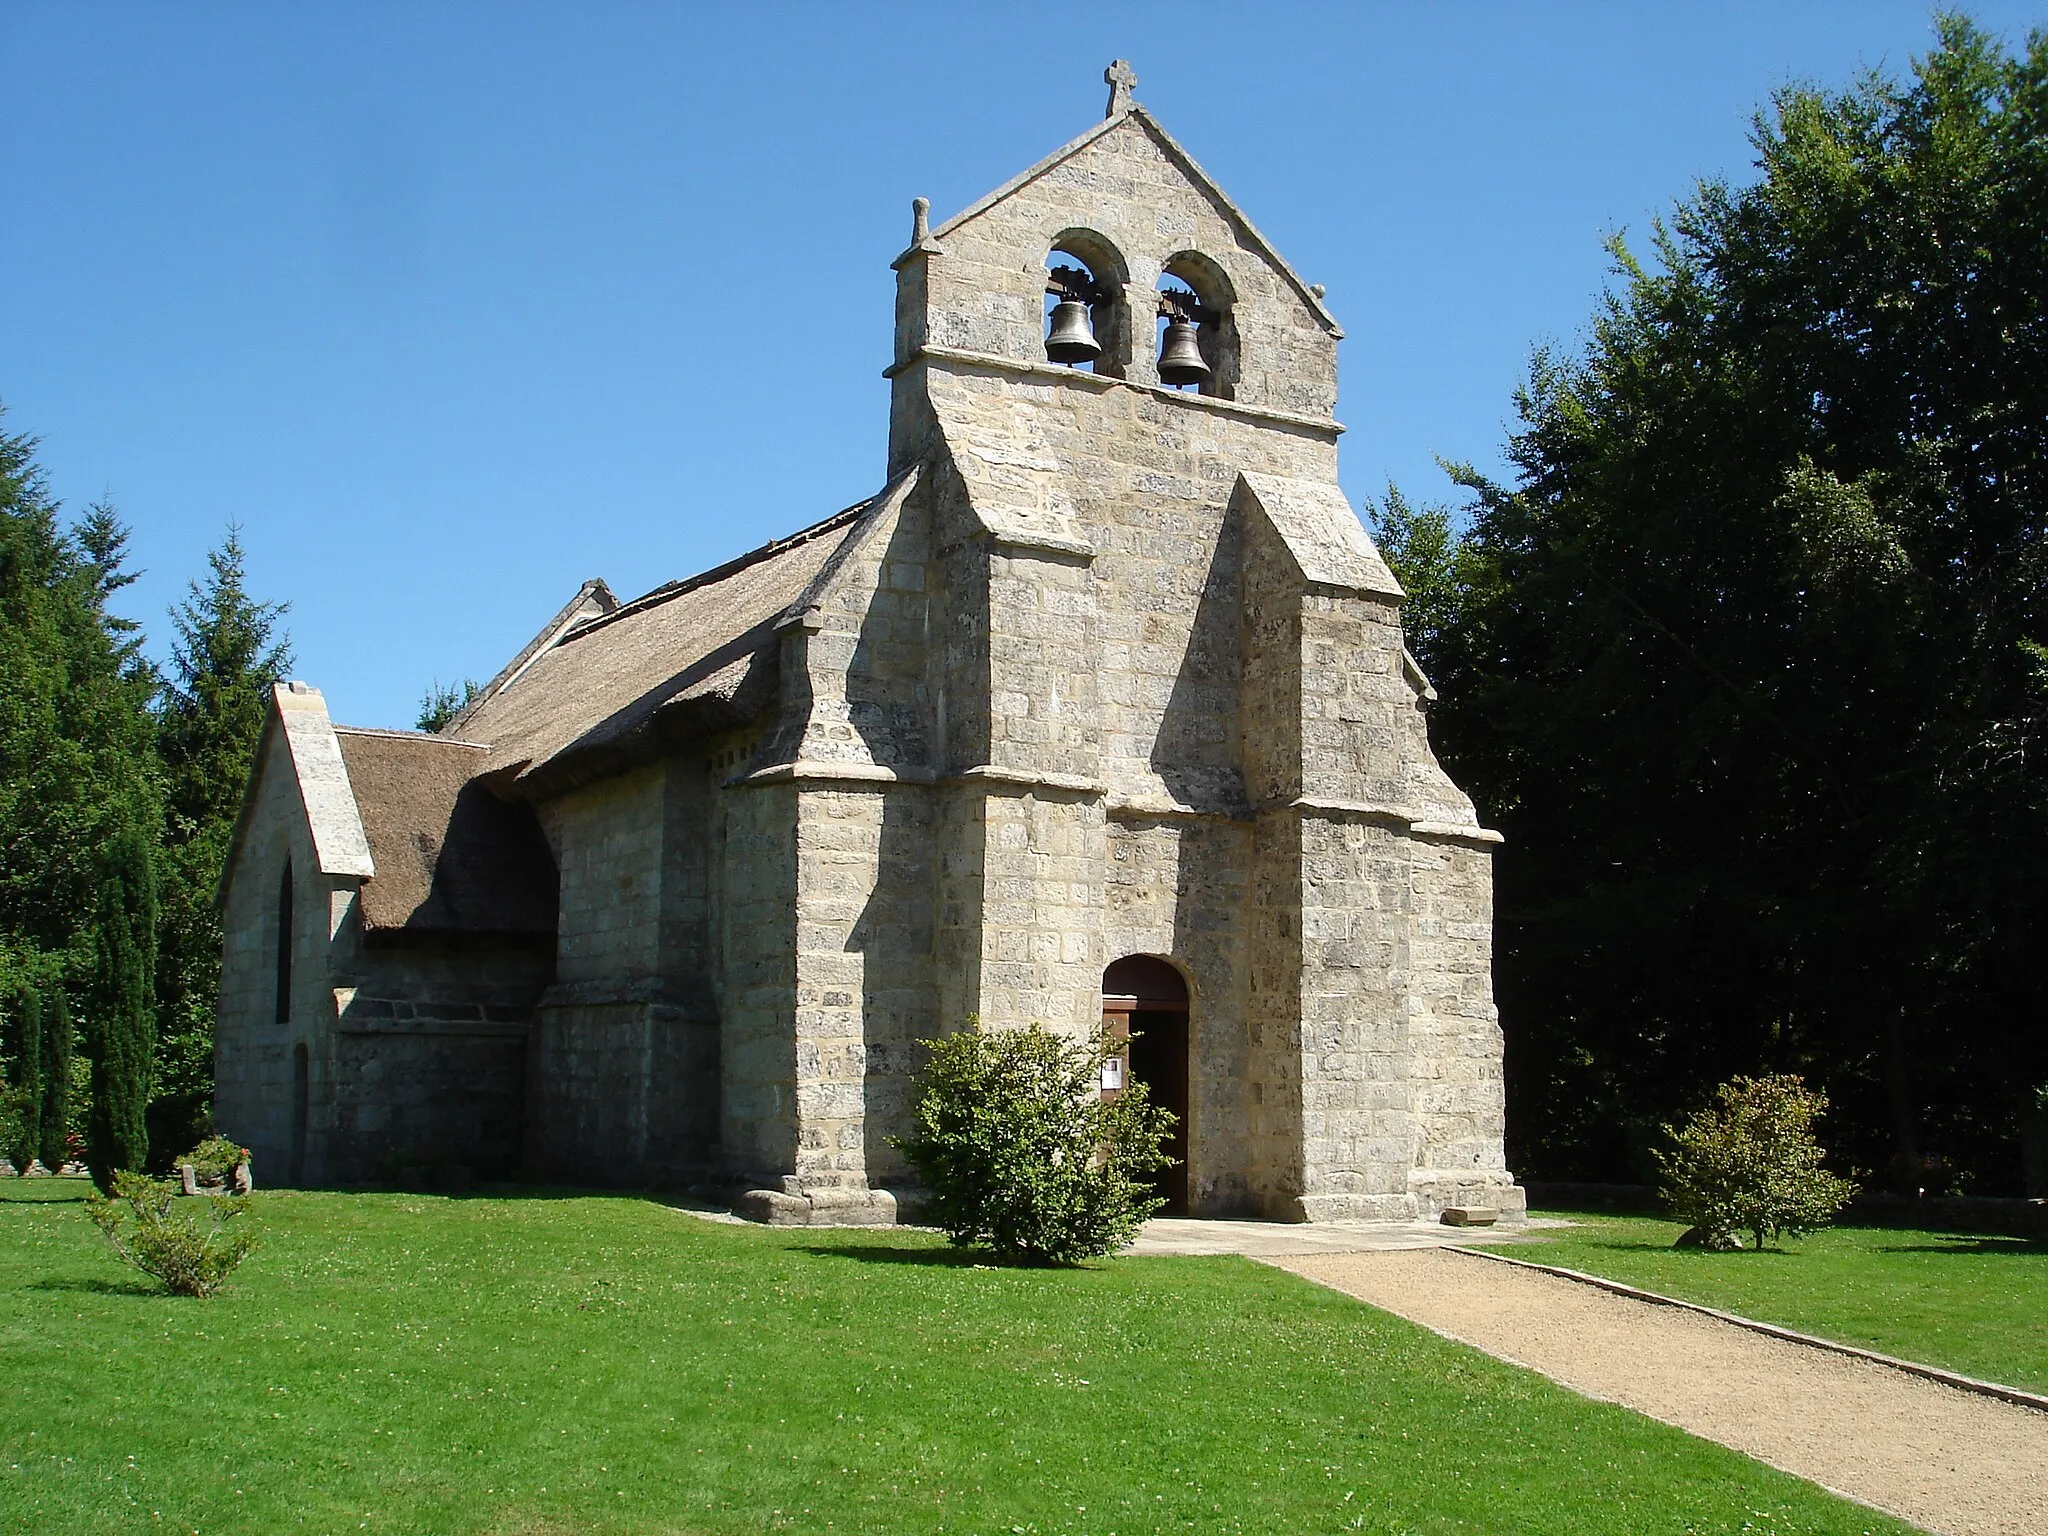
[890, 65, 1341, 424]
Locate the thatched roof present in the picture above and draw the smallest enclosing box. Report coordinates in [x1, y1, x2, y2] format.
[332, 727, 557, 936]
[443, 578, 617, 739]
[455, 502, 870, 795]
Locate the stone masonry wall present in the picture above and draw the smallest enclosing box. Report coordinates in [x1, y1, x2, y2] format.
[1293, 812, 1418, 1220]
[527, 756, 723, 1185]
[789, 785, 934, 1189]
[216, 725, 347, 1183]
[715, 779, 801, 1181]
[1405, 835, 1519, 1214]
[326, 919, 551, 1183]
[539, 763, 666, 985]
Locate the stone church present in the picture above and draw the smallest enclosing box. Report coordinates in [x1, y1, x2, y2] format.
[214, 63, 1522, 1225]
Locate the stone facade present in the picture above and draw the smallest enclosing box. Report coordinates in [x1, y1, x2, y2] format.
[214, 68, 1522, 1222]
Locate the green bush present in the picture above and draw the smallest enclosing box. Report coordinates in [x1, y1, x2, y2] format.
[892, 1022, 1174, 1265]
[1657, 1073, 1856, 1250]
[85, 1170, 257, 1297]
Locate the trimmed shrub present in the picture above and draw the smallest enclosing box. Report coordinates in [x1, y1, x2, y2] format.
[1657, 1073, 1856, 1250]
[85, 1170, 256, 1297]
[893, 1022, 1174, 1265]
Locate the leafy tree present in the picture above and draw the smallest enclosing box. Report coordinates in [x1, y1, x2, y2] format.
[1658, 1074, 1855, 1250]
[892, 1023, 1174, 1265]
[1432, 17, 2048, 1186]
[86, 823, 157, 1188]
[1364, 483, 1481, 680]
[416, 678, 481, 733]
[151, 527, 290, 1166]
[4, 984, 41, 1172]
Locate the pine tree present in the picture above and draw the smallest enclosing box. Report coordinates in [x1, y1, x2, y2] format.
[87, 824, 157, 1188]
[150, 526, 290, 1165]
[39, 988, 73, 1175]
[5, 985, 40, 1173]
[0, 409, 163, 1180]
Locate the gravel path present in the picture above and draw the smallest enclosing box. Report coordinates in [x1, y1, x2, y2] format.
[1272, 1247, 2048, 1536]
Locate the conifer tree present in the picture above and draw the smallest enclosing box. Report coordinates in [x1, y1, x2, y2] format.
[5, 985, 40, 1173]
[87, 825, 157, 1188]
[150, 527, 290, 1164]
[39, 989, 73, 1175]
[0, 409, 163, 1180]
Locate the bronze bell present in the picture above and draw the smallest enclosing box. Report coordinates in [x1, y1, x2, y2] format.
[1045, 299, 1101, 364]
[1157, 317, 1210, 386]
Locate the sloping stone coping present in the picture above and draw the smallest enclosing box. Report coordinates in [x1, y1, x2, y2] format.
[1445, 1244, 2048, 1415]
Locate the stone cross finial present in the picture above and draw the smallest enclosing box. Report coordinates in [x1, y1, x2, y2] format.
[1104, 59, 1137, 118]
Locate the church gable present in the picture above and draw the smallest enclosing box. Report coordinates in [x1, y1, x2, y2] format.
[907, 72, 1339, 420]
[219, 682, 373, 915]
[213, 62, 1518, 1226]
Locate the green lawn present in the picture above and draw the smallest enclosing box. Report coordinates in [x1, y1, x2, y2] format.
[2, 1181, 1909, 1536]
[1524, 1210, 2048, 1392]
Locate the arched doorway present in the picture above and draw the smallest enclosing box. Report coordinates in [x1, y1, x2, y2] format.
[1102, 955, 1189, 1214]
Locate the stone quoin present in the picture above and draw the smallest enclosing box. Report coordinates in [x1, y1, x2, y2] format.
[213, 62, 1524, 1225]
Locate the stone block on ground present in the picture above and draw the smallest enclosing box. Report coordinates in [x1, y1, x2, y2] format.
[1441, 1206, 1499, 1227]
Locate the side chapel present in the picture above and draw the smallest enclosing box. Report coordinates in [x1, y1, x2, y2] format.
[214, 63, 1523, 1224]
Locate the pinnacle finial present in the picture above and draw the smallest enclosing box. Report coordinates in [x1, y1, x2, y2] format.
[1104, 59, 1137, 118]
[911, 197, 931, 245]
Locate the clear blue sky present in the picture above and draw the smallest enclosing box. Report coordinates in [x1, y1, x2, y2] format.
[5, 3, 2041, 730]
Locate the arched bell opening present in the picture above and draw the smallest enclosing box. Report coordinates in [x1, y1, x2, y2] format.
[1156, 252, 1239, 400]
[1101, 954, 1191, 1214]
[1043, 229, 1130, 379]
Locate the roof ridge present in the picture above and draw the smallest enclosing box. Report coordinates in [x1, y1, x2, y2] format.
[334, 725, 491, 748]
[559, 496, 875, 645]
[445, 576, 618, 737]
